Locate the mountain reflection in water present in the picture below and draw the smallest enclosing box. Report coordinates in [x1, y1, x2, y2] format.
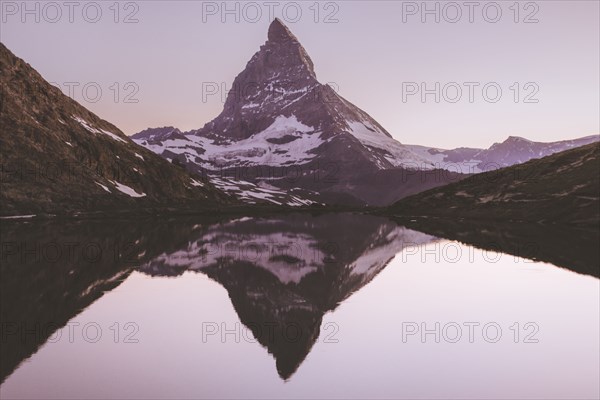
[1, 212, 597, 385]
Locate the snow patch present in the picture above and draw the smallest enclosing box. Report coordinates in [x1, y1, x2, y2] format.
[109, 180, 146, 198]
[95, 181, 111, 193]
[72, 116, 127, 143]
[0, 214, 36, 220]
[190, 178, 204, 187]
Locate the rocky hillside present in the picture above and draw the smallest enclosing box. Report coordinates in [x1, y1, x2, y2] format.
[388, 143, 600, 226]
[0, 43, 233, 217]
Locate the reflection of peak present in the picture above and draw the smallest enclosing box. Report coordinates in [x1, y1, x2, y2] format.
[136, 213, 438, 380]
[202, 261, 321, 380]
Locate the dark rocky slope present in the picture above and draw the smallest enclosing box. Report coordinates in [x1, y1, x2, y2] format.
[0, 43, 233, 217]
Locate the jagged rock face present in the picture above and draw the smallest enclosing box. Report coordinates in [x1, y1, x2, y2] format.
[198, 18, 388, 144]
[203, 18, 319, 141]
[0, 43, 233, 216]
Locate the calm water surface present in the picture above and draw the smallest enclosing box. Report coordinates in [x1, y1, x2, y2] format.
[1, 213, 598, 399]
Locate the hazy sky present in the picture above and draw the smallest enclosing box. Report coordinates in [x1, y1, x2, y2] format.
[1, 1, 598, 148]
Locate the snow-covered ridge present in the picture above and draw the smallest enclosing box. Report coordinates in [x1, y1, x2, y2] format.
[345, 119, 446, 170]
[135, 115, 325, 170]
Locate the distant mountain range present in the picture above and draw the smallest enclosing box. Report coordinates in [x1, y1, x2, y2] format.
[132, 19, 598, 206]
[405, 135, 599, 173]
[0, 43, 233, 217]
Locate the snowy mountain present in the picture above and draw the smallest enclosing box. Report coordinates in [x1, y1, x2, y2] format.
[133, 19, 462, 206]
[0, 42, 233, 217]
[405, 134, 599, 173]
[133, 19, 598, 206]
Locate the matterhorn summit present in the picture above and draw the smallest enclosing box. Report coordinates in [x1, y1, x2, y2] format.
[133, 20, 471, 205]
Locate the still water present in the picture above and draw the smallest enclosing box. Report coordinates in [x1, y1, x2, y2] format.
[1, 213, 598, 399]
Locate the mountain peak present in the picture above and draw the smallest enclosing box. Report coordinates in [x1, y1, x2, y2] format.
[268, 18, 297, 43]
[505, 135, 532, 143]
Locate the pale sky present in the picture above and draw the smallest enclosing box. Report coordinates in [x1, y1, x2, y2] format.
[1, 0, 598, 148]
